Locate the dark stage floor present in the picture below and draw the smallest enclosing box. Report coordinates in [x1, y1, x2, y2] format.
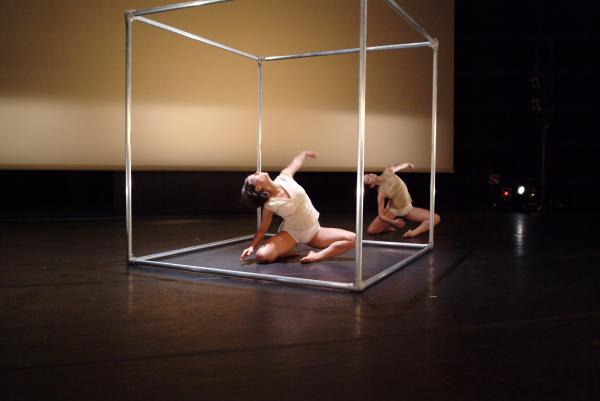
[149, 240, 425, 286]
[2, 211, 599, 401]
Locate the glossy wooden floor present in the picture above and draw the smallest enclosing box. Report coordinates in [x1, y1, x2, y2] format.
[2, 211, 599, 401]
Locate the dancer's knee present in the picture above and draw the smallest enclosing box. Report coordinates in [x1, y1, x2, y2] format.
[367, 226, 380, 235]
[255, 246, 277, 264]
[345, 232, 356, 248]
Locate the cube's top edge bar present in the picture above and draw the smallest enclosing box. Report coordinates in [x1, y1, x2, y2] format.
[263, 41, 431, 62]
[130, 0, 232, 17]
[129, 0, 434, 44]
[133, 15, 258, 60]
[384, 0, 434, 43]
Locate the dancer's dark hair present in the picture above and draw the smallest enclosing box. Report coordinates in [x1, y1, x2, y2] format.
[241, 177, 269, 208]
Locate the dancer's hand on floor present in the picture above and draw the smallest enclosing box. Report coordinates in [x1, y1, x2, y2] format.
[240, 246, 254, 261]
[392, 219, 406, 228]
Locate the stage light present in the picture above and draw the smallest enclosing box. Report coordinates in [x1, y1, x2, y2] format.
[517, 185, 525, 195]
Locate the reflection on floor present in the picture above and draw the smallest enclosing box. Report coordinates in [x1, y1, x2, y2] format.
[2, 211, 599, 401]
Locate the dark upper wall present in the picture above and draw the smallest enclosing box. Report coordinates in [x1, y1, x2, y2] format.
[453, 0, 599, 210]
[0, 170, 465, 220]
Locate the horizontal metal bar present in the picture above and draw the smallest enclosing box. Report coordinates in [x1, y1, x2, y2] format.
[363, 240, 428, 249]
[134, 259, 356, 290]
[383, 0, 434, 43]
[133, 16, 258, 61]
[132, 0, 232, 17]
[264, 42, 430, 62]
[361, 245, 432, 290]
[136, 234, 254, 261]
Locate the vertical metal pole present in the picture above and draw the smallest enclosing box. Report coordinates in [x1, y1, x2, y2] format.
[354, 0, 367, 290]
[125, 12, 134, 262]
[428, 41, 439, 247]
[538, 116, 548, 213]
[256, 59, 263, 229]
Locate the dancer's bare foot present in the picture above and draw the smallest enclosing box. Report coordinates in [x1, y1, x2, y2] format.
[300, 250, 320, 264]
[402, 229, 416, 238]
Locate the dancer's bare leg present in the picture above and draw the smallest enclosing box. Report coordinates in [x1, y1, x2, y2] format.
[366, 209, 404, 234]
[402, 207, 441, 238]
[300, 227, 356, 263]
[254, 231, 297, 263]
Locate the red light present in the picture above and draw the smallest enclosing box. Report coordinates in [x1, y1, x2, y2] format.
[501, 188, 511, 198]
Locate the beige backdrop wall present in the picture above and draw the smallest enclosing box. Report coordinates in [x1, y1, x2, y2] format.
[0, 0, 454, 172]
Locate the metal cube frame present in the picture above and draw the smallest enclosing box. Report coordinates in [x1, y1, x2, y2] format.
[124, 0, 439, 292]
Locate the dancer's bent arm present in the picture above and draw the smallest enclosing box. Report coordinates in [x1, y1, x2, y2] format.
[377, 192, 405, 228]
[281, 151, 317, 177]
[240, 208, 274, 261]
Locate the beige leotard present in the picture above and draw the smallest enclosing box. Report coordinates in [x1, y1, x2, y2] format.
[378, 168, 413, 216]
[264, 174, 320, 243]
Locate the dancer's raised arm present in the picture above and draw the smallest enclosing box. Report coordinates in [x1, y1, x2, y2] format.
[389, 162, 415, 173]
[281, 151, 317, 177]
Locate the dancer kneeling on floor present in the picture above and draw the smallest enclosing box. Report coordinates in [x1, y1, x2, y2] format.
[364, 162, 440, 238]
[240, 151, 356, 264]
